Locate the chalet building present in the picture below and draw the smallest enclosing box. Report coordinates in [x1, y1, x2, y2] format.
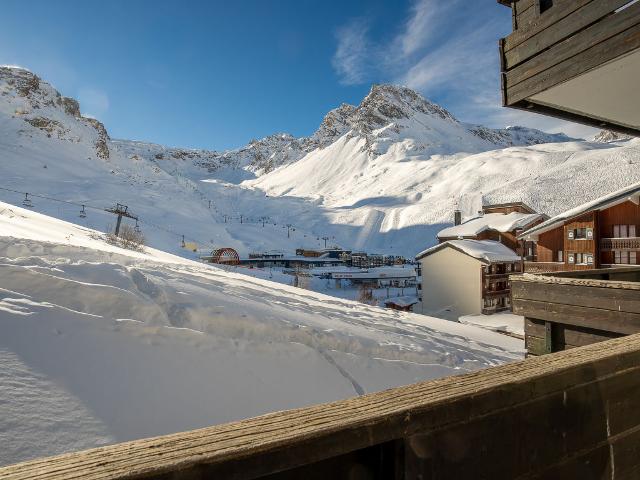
[383, 296, 419, 312]
[416, 239, 521, 319]
[438, 202, 545, 260]
[498, 0, 640, 136]
[518, 182, 640, 272]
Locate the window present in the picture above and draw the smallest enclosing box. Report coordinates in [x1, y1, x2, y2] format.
[558, 250, 563, 262]
[570, 252, 591, 265]
[569, 228, 591, 240]
[614, 225, 635, 238]
[631, 251, 638, 265]
[615, 251, 630, 264]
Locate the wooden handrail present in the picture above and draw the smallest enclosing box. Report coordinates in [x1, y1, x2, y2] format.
[3, 334, 640, 479]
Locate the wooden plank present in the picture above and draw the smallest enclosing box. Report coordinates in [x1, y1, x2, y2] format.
[506, 17, 640, 104]
[525, 317, 622, 347]
[2, 335, 640, 479]
[525, 332, 548, 355]
[505, 1, 640, 90]
[505, 0, 632, 68]
[512, 272, 640, 290]
[613, 427, 640, 480]
[505, 94, 640, 138]
[402, 365, 640, 479]
[512, 281, 640, 313]
[515, 2, 537, 29]
[503, 0, 595, 52]
[513, 298, 640, 334]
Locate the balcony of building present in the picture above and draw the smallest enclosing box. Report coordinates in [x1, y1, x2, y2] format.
[600, 237, 640, 251]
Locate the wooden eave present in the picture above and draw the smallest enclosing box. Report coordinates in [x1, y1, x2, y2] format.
[498, 0, 640, 136]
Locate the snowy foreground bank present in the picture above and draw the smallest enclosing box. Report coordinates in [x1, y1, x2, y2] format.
[0, 202, 523, 466]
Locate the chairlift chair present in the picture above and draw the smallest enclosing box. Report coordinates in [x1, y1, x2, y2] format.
[79, 205, 87, 218]
[134, 219, 141, 233]
[22, 193, 33, 208]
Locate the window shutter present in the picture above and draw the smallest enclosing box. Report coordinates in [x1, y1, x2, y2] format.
[586, 228, 593, 239]
[568, 230, 574, 239]
[568, 253, 575, 263]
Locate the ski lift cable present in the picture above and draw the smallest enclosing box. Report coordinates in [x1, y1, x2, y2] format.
[1, 185, 301, 249]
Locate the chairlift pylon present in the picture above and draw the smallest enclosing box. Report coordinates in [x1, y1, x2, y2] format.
[22, 193, 33, 208]
[79, 205, 87, 218]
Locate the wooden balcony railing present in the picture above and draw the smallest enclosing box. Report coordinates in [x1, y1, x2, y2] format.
[523, 261, 565, 273]
[484, 288, 510, 297]
[512, 267, 640, 356]
[3, 334, 640, 479]
[600, 237, 640, 251]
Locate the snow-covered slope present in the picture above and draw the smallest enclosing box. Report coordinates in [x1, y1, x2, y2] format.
[2, 65, 640, 259]
[0, 201, 523, 465]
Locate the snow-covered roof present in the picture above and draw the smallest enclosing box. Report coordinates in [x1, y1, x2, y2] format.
[520, 181, 640, 239]
[384, 296, 419, 307]
[416, 239, 521, 263]
[438, 212, 542, 239]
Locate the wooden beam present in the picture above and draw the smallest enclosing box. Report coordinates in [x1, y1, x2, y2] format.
[505, 1, 640, 96]
[504, 0, 633, 69]
[511, 281, 640, 313]
[514, 298, 640, 334]
[525, 318, 622, 352]
[502, 0, 596, 52]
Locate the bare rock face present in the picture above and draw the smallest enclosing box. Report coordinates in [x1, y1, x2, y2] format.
[85, 117, 110, 159]
[24, 117, 69, 138]
[593, 129, 634, 143]
[59, 96, 80, 117]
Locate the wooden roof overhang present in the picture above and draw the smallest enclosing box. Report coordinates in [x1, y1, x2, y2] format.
[498, 0, 640, 137]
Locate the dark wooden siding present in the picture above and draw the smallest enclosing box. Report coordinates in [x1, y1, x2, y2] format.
[598, 200, 640, 237]
[564, 212, 597, 268]
[513, 268, 640, 356]
[536, 226, 563, 262]
[499, 0, 640, 136]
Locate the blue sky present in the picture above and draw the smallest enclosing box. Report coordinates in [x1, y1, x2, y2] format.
[0, 0, 595, 150]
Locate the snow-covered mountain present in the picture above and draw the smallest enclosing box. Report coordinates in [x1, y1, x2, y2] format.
[1, 65, 639, 258]
[118, 83, 572, 177]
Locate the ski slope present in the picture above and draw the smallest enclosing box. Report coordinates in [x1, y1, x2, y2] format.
[0, 202, 523, 465]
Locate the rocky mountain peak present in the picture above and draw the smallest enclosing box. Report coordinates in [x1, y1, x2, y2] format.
[357, 84, 458, 125]
[0, 65, 109, 158]
[592, 129, 634, 143]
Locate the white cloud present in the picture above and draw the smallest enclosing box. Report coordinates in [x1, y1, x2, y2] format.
[331, 18, 371, 85]
[77, 87, 109, 118]
[394, 0, 457, 59]
[330, 0, 599, 139]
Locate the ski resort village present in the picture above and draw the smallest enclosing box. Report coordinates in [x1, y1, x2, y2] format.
[1, 0, 640, 478]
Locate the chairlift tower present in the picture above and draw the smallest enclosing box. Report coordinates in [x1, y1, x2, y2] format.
[106, 203, 138, 237]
